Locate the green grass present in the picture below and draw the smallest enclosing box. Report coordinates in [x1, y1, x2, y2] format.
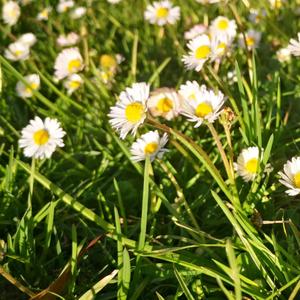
[1, 0, 300, 299]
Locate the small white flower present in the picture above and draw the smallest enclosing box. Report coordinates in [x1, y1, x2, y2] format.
[70, 7, 86, 19]
[37, 6, 52, 21]
[57, 0, 74, 13]
[54, 47, 84, 80]
[227, 70, 237, 85]
[147, 88, 182, 120]
[63, 74, 83, 95]
[276, 47, 291, 63]
[4, 42, 30, 61]
[2, 1, 21, 26]
[180, 83, 225, 127]
[209, 16, 237, 42]
[279, 157, 300, 196]
[234, 147, 265, 182]
[108, 82, 150, 139]
[130, 130, 168, 162]
[179, 80, 203, 102]
[182, 34, 212, 72]
[144, 0, 180, 26]
[16, 74, 40, 98]
[99, 54, 121, 72]
[17, 33, 37, 47]
[239, 29, 261, 50]
[19, 116, 66, 159]
[210, 34, 232, 60]
[287, 33, 300, 57]
[184, 24, 207, 40]
[57, 32, 80, 47]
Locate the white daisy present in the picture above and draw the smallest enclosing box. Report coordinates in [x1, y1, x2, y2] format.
[184, 24, 207, 40]
[144, 0, 180, 26]
[57, 0, 74, 13]
[211, 34, 232, 60]
[54, 47, 84, 80]
[147, 87, 182, 120]
[70, 7, 87, 19]
[57, 32, 80, 47]
[63, 74, 83, 95]
[19, 116, 66, 159]
[279, 157, 300, 196]
[269, 0, 285, 9]
[234, 147, 262, 182]
[16, 74, 40, 98]
[99, 54, 122, 72]
[178, 80, 204, 103]
[2, 1, 21, 26]
[287, 33, 300, 56]
[182, 34, 212, 72]
[276, 47, 291, 63]
[130, 130, 168, 162]
[180, 84, 225, 127]
[37, 6, 52, 21]
[239, 29, 261, 50]
[4, 42, 30, 61]
[209, 16, 237, 42]
[108, 82, 150, 139]
[17, 33, 37, 47]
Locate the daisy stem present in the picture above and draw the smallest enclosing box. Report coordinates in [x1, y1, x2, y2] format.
[137, 156, 151, 252]
[207, 123, 237, 191]
[146, 118, 233, 202]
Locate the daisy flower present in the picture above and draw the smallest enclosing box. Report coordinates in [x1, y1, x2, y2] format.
[279, 157, 300, 196]
[144, 0, 180, 26]
[19, 116, 66, 159]
[57, 32, 80, 47]
[2, 1, 21, 26]
[234, 147, 264, 182]
[276, 47, 291, 63]
[239, 30, 261, 50]
[108, 82, 150, 139]
[63, 74, 83, 95]
[57, 0, 74, 13]
[17, 33, 37, 47]
[180, 84, 225, 127]
[211, 34, 232, 60]
[4, 42, 30, 61]
[147, 88, 182, 120]
[287, 33, 300, 56]
[179, 80, 207, 102]
[54, 47, 84, 80]
[37, 6, 52, 21]
[16, 74, 40, 98]
[130, 130, 168, 162]
[269, 0, 284, 9]
[99, 54, 123, 71]
[184, 24, 207, 40]
[70, 7, 87, 19]
[209, 16, 237, 42]
[182, 34, 212, 72]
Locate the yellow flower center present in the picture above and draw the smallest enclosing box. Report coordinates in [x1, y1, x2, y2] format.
[100, 54, 117, 69]
[41, 9, 49, 18]
[125, 102, 144, 123]
[14, 50, 23, 57]
[245, 158, 258, 173]
[195, 45, 211, 59]
[188, 93, 197, 101]
[195, 102, 213, 118]
[217, 19, 229, 30]
[157, 97, 173, 113]
[156, 7, 169, 18]
[8, 10, 17, 17]
[217, 42, 227, 53]
[274, 0, 282, 8]
[246, 37, 255, 47]
[33, 129, 49, 145]
[293, 172, 300, 188]
[69, 80, 81, 89]
[68, 59, 81, 73]
[144, 142, 158, 155]
[25, 83, 39, 94]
